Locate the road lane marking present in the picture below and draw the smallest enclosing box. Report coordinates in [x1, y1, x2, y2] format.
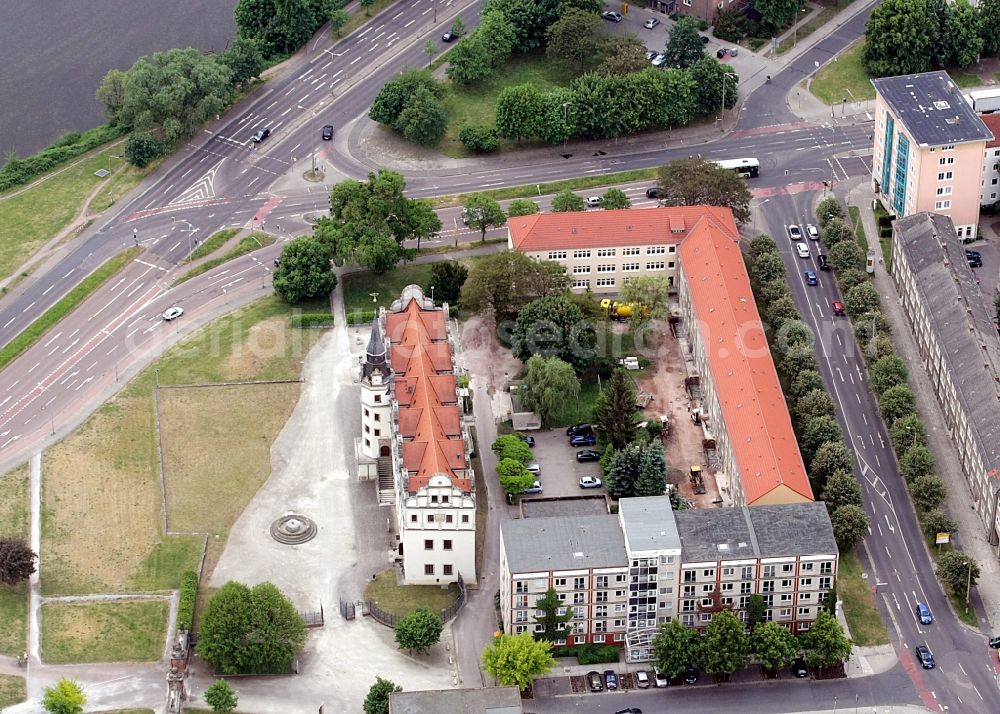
[22, 302, 35, 313]
[2, 317, 14, 329]
[27, 362, 39, 374]
[280, 107, 292, 117]
[350, 57, 361, 65]
[43, 332, 62, 348]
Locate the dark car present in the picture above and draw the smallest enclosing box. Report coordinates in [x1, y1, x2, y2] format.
[586, 670, 604, 692]
[701, 35, 710, 43]
[683, 666, 699, 684]
[989, 635, 1000, 649]
[915, 645, 935, 669]
[441, 31, 457, 42]
[516, 433, 535, 447]
[969, 256, 983, 268]
[251, 127, 271, 143]
[791, 657, 808, 678]
[817, 254, 830, 271]
[716, 47, 726, 58]
[321, 125, 334, 140]
[646, 187, 660, 198]
[602, 11, 623, 22]
[916, 603, 933, 625]
[604, 670, 619, 690]
[615, 709, 643, 714]
[567, 423, 593, 436]
[571, 433, 597, 447]
[576, 449, 601, 462]
[966, 249, 982, 258]
[804, 270, 818, 286]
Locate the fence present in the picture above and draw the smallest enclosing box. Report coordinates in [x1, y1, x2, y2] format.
[352, 574, 467, 629]
[300, 604, 325, 628]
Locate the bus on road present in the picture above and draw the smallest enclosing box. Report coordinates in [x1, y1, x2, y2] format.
[714, 158, 760, 178]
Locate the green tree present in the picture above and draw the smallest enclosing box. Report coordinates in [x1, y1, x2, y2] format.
[451, 16, 466, 37]
[936, 551, 980, 595]
[753, 0, 800, 32]
[363, 677, 402, 714]
[204, 680, 239, 714]
[821, 217, 852, 247]
[355, 231, 409, 275]
[751, 620, 798, 673]
[463, 193, 508, 242]
[635, 443, 667, 496]
[802, 416, 843, 463]
[863, 0, 936, 77]
[910, 474, 946, 512]
[460, 250, 569, 322]
[821, 470, 863, 513]
[42, 679, 86, 714]
[816, 197, 846, 227]
[369, 69, 440, 126]
[746, 593, 768, 632]
[795, 389, 835, 422]
[749, 233, 778, 260]
[948, 0, 983, 66]
[596, 35, 651, 75]
[122, 131, 160, 168]
[424, 38, 437, 67]
[829, 239, 864, 272]
[600, 188, 631, 209]
[512, 295, 594, 372]
[689, 57, 738, 117]
[545, 8, 603, 70]
[782, 344, 819, 377]
[537, 87, 577, 144]
[757, 278, 791, 306]
[870, 355, 908, 395]
[790, 370, 825, 399]
[810, 441, 854, 484]
[395, 607, 443, 654]
[532, 588, 573, 641]
[427, 261, 469, 306]
[329, 8, 350, 36]
[845, 282, 880, 316]
[491, 435, 534, 464]
[0, 538, 36, 584]
[482, 633, 556, 689]
[831, 504, 869, 550]
[922, 508, 957, 539]
[713, 8, 748, 42]
[221, 36, 265, 87]
[459, 125, 501, 153]
[619, 275, 671, 323]
[592, 369, 638, 449]
[497, 458, 537, 494]
[496, 83, 545, 141]
[766, 295, 800, 332]
[445, 34, 494, 84]
[395, 86, 448, 145]
[508, 198, 540, 217]
[604, 442, 642, 498]
[778, 320, 812, 349]
[520, 355, 581, 427]
[273, 236, 336, 304]
[980, 0, 1000, 55]
[653, 619, 703, 678]
[656, 157, 752, 224]
[551, 189, 585, 212]
[752, 252, 786, 284]
[837, 269, 868, 296]
[197, 581, 307, 674]
[664, 16, 706, 68]
[890, 414, 926, 452]
[802, 610, 852, 672]
[879, 384, 916, 424]
[96, 68, 128, 124]
[899, 445, 934, 482]
[699, 611, 749, 679]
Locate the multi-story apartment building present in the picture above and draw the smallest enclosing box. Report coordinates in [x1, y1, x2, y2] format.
[507, 206, 738, 295]
[890, 213, 1000, 543]
[500, 497, 837, 661]
[979, 113, 1000, 207]
[871, 71, 993, 240]
[677, 219, 813, 506]
[648, 0, 749, 24]
[359, 285, 476, 585]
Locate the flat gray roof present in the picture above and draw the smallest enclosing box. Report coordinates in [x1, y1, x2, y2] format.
[502, 514, 625, 573]
[894, 213, 1000, 475]
[675, 507, 756, 562]
[389, 686, 522, 714]
[872, 71, 993, 146]
[618, 496, 680, 553]
[521, 496, 609, 519]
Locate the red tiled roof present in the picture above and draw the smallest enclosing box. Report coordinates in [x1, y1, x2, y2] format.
[982, 113, 1000, 149]
[679, 221, 813, 505]
[387, 297, 469, 493]
[507, 206, 739, 252]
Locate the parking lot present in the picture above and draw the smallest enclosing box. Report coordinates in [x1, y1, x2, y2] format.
[522, 428, 604, 499]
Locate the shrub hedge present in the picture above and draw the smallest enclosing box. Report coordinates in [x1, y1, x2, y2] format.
[0, 124, 124, 193]
[177, 570, 199, 631]
[291, 312, 334, 328]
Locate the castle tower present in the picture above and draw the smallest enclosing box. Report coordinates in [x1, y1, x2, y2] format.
[360, 315, 392, 460]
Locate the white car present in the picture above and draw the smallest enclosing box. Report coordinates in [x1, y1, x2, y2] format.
[644, 17, 660, 29]
[579, 476, 603, 489]
[162, 306, 184, 321]
[654, 666, 669, 687]
[651, 54, 668, 67]
[795, 242, 810, 258]
[585, 196, 602, 208]
[788, 224, 802, 240]
[806, 224, 820, 240]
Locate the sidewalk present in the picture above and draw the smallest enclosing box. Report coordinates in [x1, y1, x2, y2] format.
[845, 180, 1000, 634]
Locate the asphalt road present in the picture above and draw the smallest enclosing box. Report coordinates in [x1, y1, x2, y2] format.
[0, 0, 236, 160]
[2, 0, 999, 710]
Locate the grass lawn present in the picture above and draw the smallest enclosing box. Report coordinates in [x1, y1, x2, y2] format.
[41, 600, 168, 664]
[186, 227, 240, 263]
[364, 569, 460, 618]
[0, 142, 145, 283]
[41, 296, 325, 595]
[810, 41, 875, 105]
[0, 464, 30, 656]
[174, 231, 275, 285]
[948, 71, 981, 89]
[848, 206, 868, 252]
[777, 0, 857, 55]
[342, 263, 436, 314]
[552, 377, 603, 428]
[440, 53, 576, 157]
[837, 552, 889, 646]
[0, 675, 26, 709]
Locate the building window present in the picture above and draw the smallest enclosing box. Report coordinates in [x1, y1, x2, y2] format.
[646, 261, 665, 270]
[572, 279, 590, 288]
[595, 591, 608, 602]
[410, 514, 417, 523]
[934, 200, 952, 210]
[742, 566, 754, 579]
[763, 565, 775, 577]
[555, 578, 567, 587]
[446, 514, 453, 523]
[374, 429, 380, 436]
[425, 564, 434, 575]
[941, 144, 955, 151]
[596, 277, 616, 287]
[820, 562, 833, 574]
[798, 622, 811, 631]
[462, 515, 469, 523]
[364, 408, 369, 417]
[364, 438, 370, 448]
[443, 540, 453, 551]
[572, 265, 591, 274]
[596, 264, 616, 272]
[935, 186, 952, 196]
[762, 581, 775, 592]
[596, 575, 609, 588]
[573, 250, 592, 259]
[782, 564, 794, 573]
[443, 564, 453, 576]
[442, 496, 449, 504]
[667, 261, 675, 269]
[939, 157, 955, 166]
[424, 539, 433, 550]
[364, 425, 370, 434]
[548, 251, 567, 260]
[647, 245, 666, 254]
[797, 607, 810, 616]
[937, 171, 953, 180]
[800, 578, 813, 588]
[622, 263, 640, 271]
[622, 247, 641, 256]
[597, 248, 616, 257]
[574, 577, 586, 589]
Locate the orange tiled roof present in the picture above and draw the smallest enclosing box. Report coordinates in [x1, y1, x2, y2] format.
[982, 113, 1000, 149]
[507, 206, 739, 251]
[387, 297, 469, 493]
[679, 220, 813, 505]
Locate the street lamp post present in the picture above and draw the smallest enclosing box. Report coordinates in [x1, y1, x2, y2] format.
[720, 73, 737, 125]
[561, 102, 572, 151]
[108, 154, 122, 205]
[793, 6, 808, 47]
[964, 560, 973, 614]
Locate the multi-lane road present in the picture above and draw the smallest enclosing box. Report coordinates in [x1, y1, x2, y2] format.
[1, 0, 998, 710]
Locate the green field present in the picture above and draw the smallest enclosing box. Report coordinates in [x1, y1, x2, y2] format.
[0, 464, 29, 656]
[364, 569, 460, 618]
[838, 552, 889, 646]
[41, 600, 169, 663]
[810, 42, 875, 105]
[342, 263, 436, 314]
[0, 675, 26, 709]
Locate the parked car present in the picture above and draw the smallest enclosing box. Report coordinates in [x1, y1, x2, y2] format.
[162, 306, 184, 321]
[526, 462, 541, 475]
[989, 635, 1000, 649]
[571, 433, 597, 446]
[604, 670, 619, 690]
[567, 423, 593, 436]
[586, 196, 602, 208]
[579, 476, 603, 489]
[251, 127, 271, 143]
[653, 666, 668, 687]
[651, 54, 668, 67]
[716, 47, 726, 58]
[791, 657, 808, 678]
[522, 481, 543, 495]
[576, 449, 601, 462]
[795, 242, 810, 258]
[645, 187, 660, 198]
[806, 224, 820, 240]
[587, 670, 604, 692]
[516, 433, 535, 447]
[915, 645, 936, 669]
[969, 256, 983, 268]
[635, 670, 650, 688]
[788, 224, 803, 240]
[321, 125, 334, 140]
[804, 270, 818, 285]
[683, 666, 699, 684]
[966, 249, 982, 259]
[643, 17, 660, 28]
[441, 30, 457, 42]
[645, 49, 659, 60]
[831, 300, 846, 316]
[602, 11, 623, 22]
[700, 35, 710, 43]
[614, 709, 642, 714]
[817, 254, 830, 271]
[916, 603, 933, 625]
